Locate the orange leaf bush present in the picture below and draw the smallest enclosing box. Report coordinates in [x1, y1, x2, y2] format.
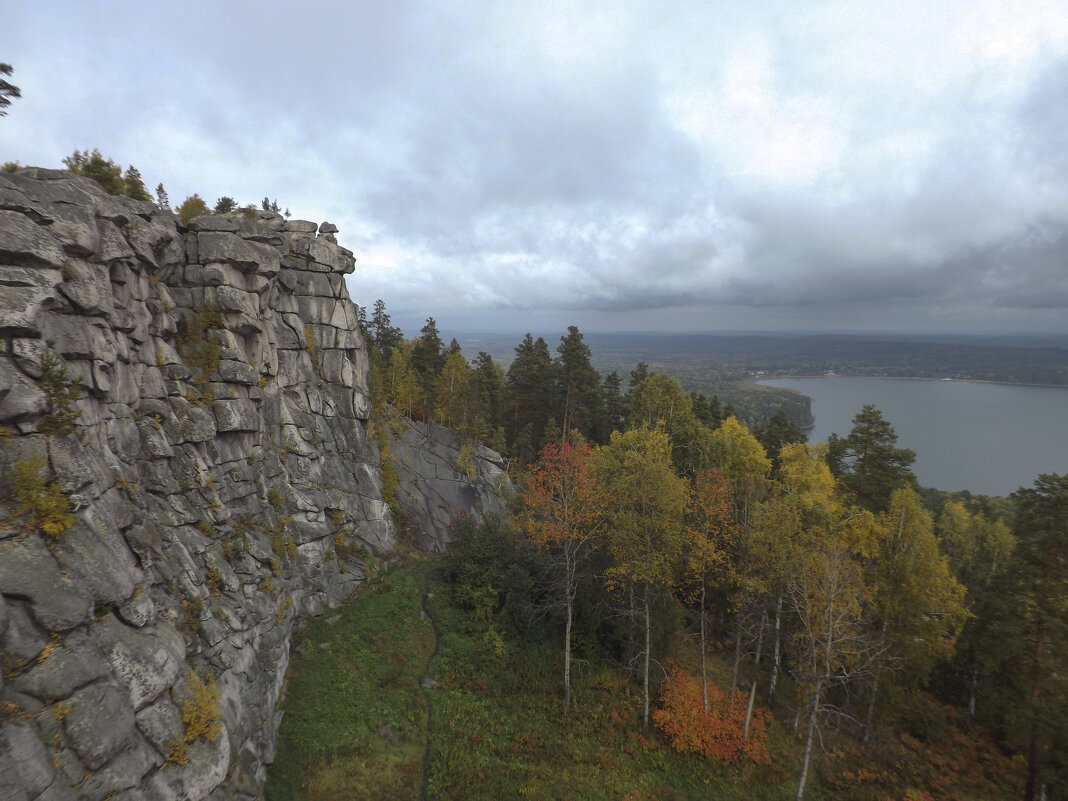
[652, 668, 770, 764]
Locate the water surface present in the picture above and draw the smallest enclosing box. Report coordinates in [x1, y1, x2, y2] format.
[760, 377, 1068, 496]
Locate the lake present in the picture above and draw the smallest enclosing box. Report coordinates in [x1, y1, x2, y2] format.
[759, 376, 1068, 497]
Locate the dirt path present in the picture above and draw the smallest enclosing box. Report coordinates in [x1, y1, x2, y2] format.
[420, 569, 444, 801]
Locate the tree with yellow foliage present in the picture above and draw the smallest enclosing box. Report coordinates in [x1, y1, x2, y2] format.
[597, 427, 689, 732]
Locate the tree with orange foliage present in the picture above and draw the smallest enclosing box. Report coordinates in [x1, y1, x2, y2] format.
[517, 438, 604, 709]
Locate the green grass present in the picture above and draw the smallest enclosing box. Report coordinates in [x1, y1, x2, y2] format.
[265, 558, 434, 801]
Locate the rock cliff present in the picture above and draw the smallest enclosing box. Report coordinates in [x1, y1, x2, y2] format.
[0, 169, 507, 800]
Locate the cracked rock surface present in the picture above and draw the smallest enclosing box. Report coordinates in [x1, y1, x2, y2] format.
[0, 169, 508, 800]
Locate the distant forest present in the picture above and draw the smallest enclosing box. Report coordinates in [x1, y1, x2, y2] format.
[578, 331, 1068, 386]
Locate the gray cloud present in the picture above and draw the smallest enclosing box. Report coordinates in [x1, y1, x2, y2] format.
[5, 0, 1068, 335]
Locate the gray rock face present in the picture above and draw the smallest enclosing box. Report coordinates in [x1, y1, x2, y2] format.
[64, 682, 137, 770]
[389, 417, 511, 551]
[0, 170, 507, 801]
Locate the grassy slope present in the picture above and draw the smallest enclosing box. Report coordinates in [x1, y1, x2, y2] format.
[266, 555, 1021, 801]
[265, 558, 433, 801]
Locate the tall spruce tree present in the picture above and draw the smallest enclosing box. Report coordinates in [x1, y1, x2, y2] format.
[411, 317, 446, 406]
[368, 299, 403, 362]
[555, 325, 602, 441]
[505, 334, 556, 463]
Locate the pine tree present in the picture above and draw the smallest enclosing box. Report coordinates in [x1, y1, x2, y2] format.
[122, 166, 152, 201]
[753, 409, 806, 468]
[411, 317, 446, 408]
[600, 371, 627, 440]
[368, 299, 403, 362]
[827, 405, 915, 513]
[0, 63, 21, 116]
[989, 475, 1068, 800]
[155, 183, 170, 211]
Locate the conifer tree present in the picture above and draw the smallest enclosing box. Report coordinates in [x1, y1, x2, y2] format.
[213, 196, 238, 213]
[505, 334, 556, 463]
[122, 166, 152, 201]
[63, 149, 125, 195]
[470, 352, 506, 442]
[555, 325, 602, 441]
[0, 63, 21, 116]
[600, 371, 627, 440]
[411, 317, 446, 409]
[988, 475, 1068, 800]
[827, 404, 915, 513]
[368, 299, 403, 362]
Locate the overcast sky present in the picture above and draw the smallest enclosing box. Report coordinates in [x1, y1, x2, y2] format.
[5, 1, 1068, 336]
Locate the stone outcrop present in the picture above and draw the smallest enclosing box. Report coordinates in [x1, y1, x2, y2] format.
[0, 169, 506, 800]
[388, 417, 510, 551]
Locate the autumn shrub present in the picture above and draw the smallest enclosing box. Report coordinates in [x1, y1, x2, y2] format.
[10, 453, 74, 538]
[652, 667, 770, 765]
[181, 671, 223, 743]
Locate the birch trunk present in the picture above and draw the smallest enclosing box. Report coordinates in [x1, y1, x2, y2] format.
[642, 592, 652, 733]
[743, 680, 757, 742]
[564, 594, 573, 709]
[796, 682, 821, 801]
[768, 593, 783, 704]
[700, 582, 708, 711]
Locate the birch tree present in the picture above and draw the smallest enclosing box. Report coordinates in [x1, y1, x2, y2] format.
[863, 488, 967, 740]
[685, 468, 738, 709]
[518, 439, 603, 708]
[597, 427, 688, 732]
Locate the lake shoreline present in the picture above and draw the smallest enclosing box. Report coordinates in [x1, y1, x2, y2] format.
[757, 374, 1068, 389]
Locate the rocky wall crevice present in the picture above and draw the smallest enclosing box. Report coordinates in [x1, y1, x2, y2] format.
[0, 168, 399, 800]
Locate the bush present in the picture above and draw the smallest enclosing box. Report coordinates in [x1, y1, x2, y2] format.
[10, 454, 74, 538]
[652, 668, 770, 765]
[177, 194, 210, 224]
[447, 513, 523, 619]
[181, 672, 223, 743]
